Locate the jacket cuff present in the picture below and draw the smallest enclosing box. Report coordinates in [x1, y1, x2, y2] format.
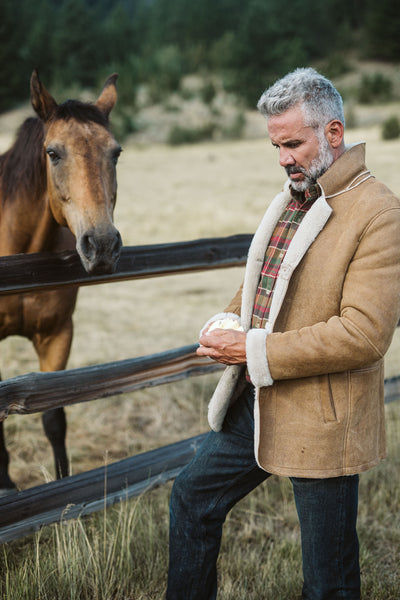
[199, 312, 240, 337]
[246, 328, 273, 387]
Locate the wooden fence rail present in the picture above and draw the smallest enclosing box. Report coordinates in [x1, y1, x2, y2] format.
[0, 234, 252, 295]
[0, 344, 223, 419]
[0, 433, 207, 543]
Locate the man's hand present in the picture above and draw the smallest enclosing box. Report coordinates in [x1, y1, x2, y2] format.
[197, 328, 247, 365]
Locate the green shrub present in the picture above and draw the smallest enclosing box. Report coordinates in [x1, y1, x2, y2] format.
[168, 123, 215, 145]
[357, 73, 393, 104]
[344, 102, 357, 129]
[382, 116, 400, 140]
[154, 45, 185, 93]
[220, 111, 246, 140]
[110, 106, 139, 141]
[200, 80, 217, 105]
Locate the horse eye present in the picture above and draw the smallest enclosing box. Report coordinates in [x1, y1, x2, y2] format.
[46, 148, 60, 164]
[111, 147, 122, 165]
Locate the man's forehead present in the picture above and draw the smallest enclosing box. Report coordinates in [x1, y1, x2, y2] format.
[267, 106, 314, 141]
[267, 104, 306, 128]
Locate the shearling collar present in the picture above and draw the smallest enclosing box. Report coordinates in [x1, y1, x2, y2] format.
[317, 142, 368, 199]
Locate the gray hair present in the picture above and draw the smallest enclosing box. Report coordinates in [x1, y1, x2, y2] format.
[257, 68, 345, 129]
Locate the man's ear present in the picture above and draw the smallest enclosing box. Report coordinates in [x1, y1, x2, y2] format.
[325, 119, 344, 150]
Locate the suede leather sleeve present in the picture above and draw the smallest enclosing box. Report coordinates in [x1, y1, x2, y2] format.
[223, 283, 243, 316]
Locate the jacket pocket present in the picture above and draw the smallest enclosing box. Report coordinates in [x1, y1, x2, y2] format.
[319, 374, 338, 423]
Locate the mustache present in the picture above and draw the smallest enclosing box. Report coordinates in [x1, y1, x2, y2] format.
[285, 165, 307, 176]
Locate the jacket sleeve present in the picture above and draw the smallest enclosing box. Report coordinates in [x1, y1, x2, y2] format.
[250, 206, 400, 384]
[223, 283, 243, 315]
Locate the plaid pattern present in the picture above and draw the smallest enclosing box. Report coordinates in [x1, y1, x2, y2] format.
[251, 185, 319, 330]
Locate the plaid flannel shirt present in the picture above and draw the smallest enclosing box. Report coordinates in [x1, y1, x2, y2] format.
[251, 184, 320, 330]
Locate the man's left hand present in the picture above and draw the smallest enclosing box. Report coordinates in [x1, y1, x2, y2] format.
[197, 329, 247, 365]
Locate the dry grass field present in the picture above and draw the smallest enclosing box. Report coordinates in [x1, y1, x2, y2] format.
[0, 109, 400, 598]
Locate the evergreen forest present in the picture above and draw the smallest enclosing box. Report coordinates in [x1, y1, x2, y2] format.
[1, 0, 400, 115]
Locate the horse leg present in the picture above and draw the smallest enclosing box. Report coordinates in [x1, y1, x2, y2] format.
[0, 419, 17, 495]
[33, 320, 73, 480]
[41, 408, 68, 478]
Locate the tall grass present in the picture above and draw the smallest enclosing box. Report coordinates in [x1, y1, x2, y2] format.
[1, 400, 399, 599]
[0, 491, 169, 600]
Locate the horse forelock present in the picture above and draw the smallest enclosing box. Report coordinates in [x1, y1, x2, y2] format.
[0, 117, 47, 205]
[53, 100, 110, 129]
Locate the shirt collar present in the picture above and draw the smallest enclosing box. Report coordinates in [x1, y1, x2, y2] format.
[290, 183, 321, 206]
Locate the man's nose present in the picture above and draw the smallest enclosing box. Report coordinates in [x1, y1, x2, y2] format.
[279, 148, 295, 167]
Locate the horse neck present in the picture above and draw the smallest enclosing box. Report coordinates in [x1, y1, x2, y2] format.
[0, 117, 61, 255]
[26, 194, 61, 253]
[0, 188, 60, 256]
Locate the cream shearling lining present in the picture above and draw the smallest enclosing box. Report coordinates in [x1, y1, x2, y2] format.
[246, 328, 273, 387]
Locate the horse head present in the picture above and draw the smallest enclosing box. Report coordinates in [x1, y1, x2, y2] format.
[30, 70, 122, 274]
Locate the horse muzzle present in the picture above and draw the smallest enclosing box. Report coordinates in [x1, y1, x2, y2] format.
[77, 226, 122, 275]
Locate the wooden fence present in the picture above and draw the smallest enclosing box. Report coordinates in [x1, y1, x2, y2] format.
[0, 233, 399, 543]
[0, 235, 251, 543]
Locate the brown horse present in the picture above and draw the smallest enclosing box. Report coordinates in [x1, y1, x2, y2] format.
[0, 70, 122, 494]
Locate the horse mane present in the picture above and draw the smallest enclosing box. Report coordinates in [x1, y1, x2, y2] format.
[52, 99, 110, 129]
[0, 99, 110, 205]
[0, 117, 46, 204]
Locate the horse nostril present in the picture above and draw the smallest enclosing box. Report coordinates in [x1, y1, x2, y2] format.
[80, 233, 97, 261]
[112, 231, 122, 260]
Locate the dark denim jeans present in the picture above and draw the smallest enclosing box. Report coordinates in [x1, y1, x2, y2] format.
[166, 383, 360, 600]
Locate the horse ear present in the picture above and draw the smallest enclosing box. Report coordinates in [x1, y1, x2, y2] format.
[30, 69, 58, 122]
[95, 73, 118, 119]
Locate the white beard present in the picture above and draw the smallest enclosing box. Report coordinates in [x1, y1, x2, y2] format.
[288, 135, 334, 193]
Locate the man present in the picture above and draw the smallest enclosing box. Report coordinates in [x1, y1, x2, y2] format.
[166, 68, 400, 599]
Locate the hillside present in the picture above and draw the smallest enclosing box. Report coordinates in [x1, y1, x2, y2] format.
[2, 60, 400, 149]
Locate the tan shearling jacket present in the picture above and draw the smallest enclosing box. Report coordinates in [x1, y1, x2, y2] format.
[205, 143, 400, 477]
